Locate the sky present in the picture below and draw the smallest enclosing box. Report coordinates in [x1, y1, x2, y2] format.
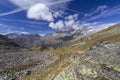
[0, 0, 120, 34]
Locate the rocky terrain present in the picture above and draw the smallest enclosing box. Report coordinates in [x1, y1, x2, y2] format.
[0, 24, 120, 80]
[0, 35, 20, 50]
[6, 33, 41, 47]
[6, 28, 94, 49]
[0, 51, 59, 80]
[34, 28, 95, 48]
[54, 42, 120, 80]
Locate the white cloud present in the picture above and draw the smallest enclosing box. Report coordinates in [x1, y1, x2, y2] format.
[84, 5, 108, 17]
[49, 18, 116, 31]
[21, 32, 29, 34]
[53, 12, 60, 18]
[87, 5, 120, 21]
[64, 14, 80, 29]
[56, 20, 65, 29]
[39, 34, 46, 36]
[72, 21, 81, 29]
[9, 0, 78, 16]
[0, 9, 23, 17]
[1, 0, 72, 22]
[10, 0, 72, 9]
[53, 10, 65, 18]
[1, 18, 48, 25]
[65, 20, 74, 27]
[79, 22, 101, 28]
[48, 0, 72, 6]
[49, 20, 64, 29]
[49, 14, 80, 30]
[65, 14, 79, 20]
[53, 4, 84, 15]
[96, 5, 108, 11]
[79, 22, 118, 33]
[27, 3, 54, 22]
[49, 22, 56, 29]
[2, 0, 118, 32]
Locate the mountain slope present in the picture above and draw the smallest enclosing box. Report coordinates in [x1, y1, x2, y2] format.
[54, 42, 120, 80]
[20, 23, 120, 80]
[52, 23, 120, 80]
[6, 33, 41, 47]
[34, 28, 94, 49]
[0, 23, 120, 80]
[0, 35, 20, 49]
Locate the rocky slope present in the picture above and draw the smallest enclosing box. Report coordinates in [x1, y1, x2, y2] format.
[52, 24, 120, 80]
[0, 51, 59, 80]
[6, 33, 41, 47]
[54, 42, 120, 80]
[0, 35, 20, 49]
[34, 28, 94, 48]
[22, 23, 120, 80]
[0, 24, 120, 80]
[6, 28, 95, 49]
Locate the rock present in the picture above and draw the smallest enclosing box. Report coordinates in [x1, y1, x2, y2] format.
[26, 71, 32, 75]
[54, 42, 120, 80]
[0, 51, 59, 80]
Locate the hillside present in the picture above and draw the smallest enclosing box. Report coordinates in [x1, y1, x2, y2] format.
[0, 24, 120, 80]
[0, 35, 20, 49]
[20, 24, 120, 80]
[6, 33, 41, 47]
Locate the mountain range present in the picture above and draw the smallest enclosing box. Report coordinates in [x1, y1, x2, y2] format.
[0, 34, 20, 49]
[5, 27, 98, 49]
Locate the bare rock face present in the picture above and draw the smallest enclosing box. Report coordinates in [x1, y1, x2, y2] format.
[54, 42, 120, 80]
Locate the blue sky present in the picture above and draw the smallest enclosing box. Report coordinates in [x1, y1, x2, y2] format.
[0, 0, 120, 34]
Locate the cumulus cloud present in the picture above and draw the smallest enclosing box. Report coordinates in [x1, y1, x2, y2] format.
[72, 21, 81, 29]
[49, 22, 56, 29]
[49, 12, 118, 31]
[49, 14, 80, 30]
[53, 10, 66, 18]
[65, 14, 79, 20]
[64, 20, 74, 27]
[64, 14, 80, 29]
[53, 12, 60, 18]
[49, 20, 64, 29]
[4, 0, 72, 22]
[27, 3, 54, 22]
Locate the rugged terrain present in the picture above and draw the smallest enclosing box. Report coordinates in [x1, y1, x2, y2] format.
[0, 35, 20, 50]
[6, 33, 41, 47]
[0, 24, 120, 80]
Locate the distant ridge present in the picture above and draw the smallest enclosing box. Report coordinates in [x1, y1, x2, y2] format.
[0, 34, 20, 49]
